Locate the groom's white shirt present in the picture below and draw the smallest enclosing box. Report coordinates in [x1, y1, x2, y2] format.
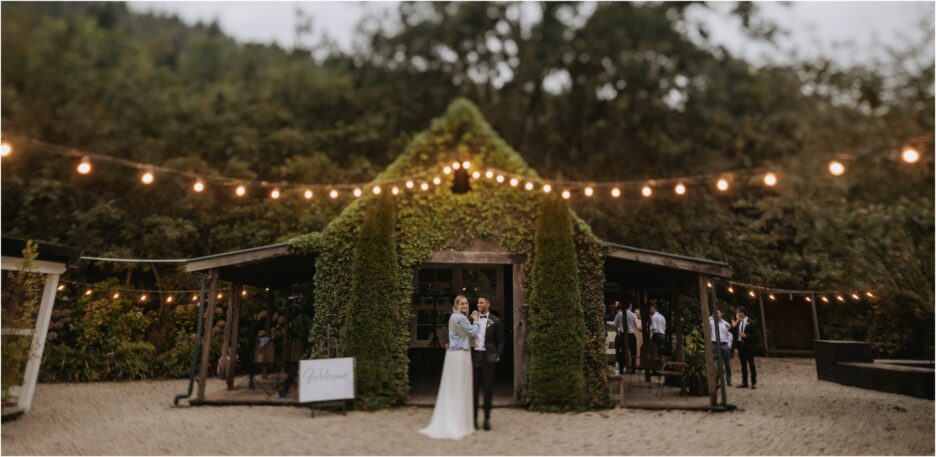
[474, 314, 489, 350]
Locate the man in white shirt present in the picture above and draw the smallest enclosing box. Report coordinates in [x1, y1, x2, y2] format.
[625, 303, 639, 373]
[648, 305, 666, 371]
[710, 310, 733, 386]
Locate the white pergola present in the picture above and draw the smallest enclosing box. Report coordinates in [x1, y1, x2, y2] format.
[1, 238, 77, 417]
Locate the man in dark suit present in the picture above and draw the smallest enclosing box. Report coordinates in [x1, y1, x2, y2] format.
[471, 296, 505, 431]
[734, 307, 758, 389]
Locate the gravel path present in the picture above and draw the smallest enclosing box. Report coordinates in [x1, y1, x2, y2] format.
[2, 358, 932, 455]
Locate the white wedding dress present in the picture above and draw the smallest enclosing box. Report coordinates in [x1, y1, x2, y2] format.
[419, 315, 475, 440]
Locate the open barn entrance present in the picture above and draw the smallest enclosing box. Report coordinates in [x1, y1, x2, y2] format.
[406, 240, 519, 406]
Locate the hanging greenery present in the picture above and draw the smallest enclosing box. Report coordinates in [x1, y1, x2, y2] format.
[290, 99, 609, 410]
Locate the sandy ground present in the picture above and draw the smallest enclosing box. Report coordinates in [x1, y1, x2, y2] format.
[2, 358, 932, 455]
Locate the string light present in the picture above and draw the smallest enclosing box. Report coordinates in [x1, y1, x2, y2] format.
[329, 189, 339, 199]
[235, 185, 247, 197]
[391, 186, 400, 196]
[304, 189, 313, 200]
[641, 185, 652, 198]
[141, 171, 155, 185]
[452, 162, 461, 170]
[270, 189, 281, 199]
[432, 177, 441, 185]
[805, 296, 812, 303]
[406, 180, 414, 189]
[353, 188, 362, 197]
[542, 184, 552, 193]
[865, 291, 875, 298]
[57, 284, 65, 291]
[166, 296, 174, 303]
[850, 293, 860, 300]
[85, 289, 92, 296]
[611, 187, 621, 198]
[727, 286, 734, 294]
[706, 281, 712, 288]
[496, 175, 505, 183]
[420, 182, 429, 191]
[77, 158, 92, 175]
[443, 166, 452, 175]
[112, 292, 120, 299]
[584, 187, 594, 197]
[485, 170, 494, 179]
[821, 296, 829, 303]
[768, 294, 776, 301]
[763, 172, 778, 187]
[193, 180, 205, 193]
[561, 190, 571, 199]
[372, 186, 381, 195]
[0, 142, 11, 157]
[217, 293, 223, 300]
[716, 178, 730, 192]
[828, 161, 845, 176]
[901, 146, 920, 164]
[191, 294, 198, 301]
[241, 289, 247, 296]
[836, 295, 845, 302]
[748, 290, 756, 298]
[462, 161, 471, 169]
[140, 294, 148, 302]
[472, 171, 481, 179]
[674, 183, 686, 196]
[510, 178, 519, 187]
[525, 182, 534, 191]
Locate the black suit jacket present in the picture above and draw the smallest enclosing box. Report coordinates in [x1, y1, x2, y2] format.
[735, 318, 758, 346]
[472, 313, 505, 366]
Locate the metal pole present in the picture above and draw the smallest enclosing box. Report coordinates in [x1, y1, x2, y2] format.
[809, 293, 820, 341]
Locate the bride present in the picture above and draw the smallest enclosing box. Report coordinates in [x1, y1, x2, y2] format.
[419, 295, 480, 440]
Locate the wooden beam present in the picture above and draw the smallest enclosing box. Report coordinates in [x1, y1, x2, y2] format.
[758, 294, 770, 353]
[698, 274, 717, 407]
[809, 293, 820, 340]
[1, 256, 67, 275]
[226, 286, 242, 390]
[185, 245, 290, 273]
[196, 270, 218, 401]
[17, 273, 60, 411]
[605, 247, 732, 278]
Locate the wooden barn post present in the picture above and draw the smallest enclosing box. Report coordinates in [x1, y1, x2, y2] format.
[226, 285, 242, 389]
[196, 269, 218, 401]
[698, 274, 717, 407]
[809, 293, 820, 340]
[758, 293, 770, 353]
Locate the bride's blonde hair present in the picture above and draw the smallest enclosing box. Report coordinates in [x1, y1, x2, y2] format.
[452, 295, 468, 312]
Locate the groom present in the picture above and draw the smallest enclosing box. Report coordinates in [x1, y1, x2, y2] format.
[471, 296, 505, 431]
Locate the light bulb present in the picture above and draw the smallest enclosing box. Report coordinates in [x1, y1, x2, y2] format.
[0, 142, 11, 157]
[462, 161, 471, 170]
[391, 186, 400, 195]
[166, 296, 174, 303]
[113, 293, 120, 299]
[235, 185, 246, 197]
[748, 290, 756, 298]
[763, 172, 778, 187]
[140, 294, 148, 302]
[805, 296, 812, 302]
[329, 189, 339, 199]
[406, 180, 414, 189]
[561, 190, 571, 199]
[372, 186, 381, 195]
[716, 178, 730, 192]
[901, 147, 920, 164]
[452, 161, 461, 170]
[443, 166, 452, 175]
[304, 189, 313, 200]
[485, 170, 494, 179]
[472, 171, 480, 179]
[542, 184, 552, 193]
[77, 159, 92, 174]
[420, 182, 429, 191]
[865, 291, 874, 298]
[850, 293, 860, 300]
[432, 176, 441, 185]
[584, 187, 594, 197]
[193, 180, 205, 192]
[525, 182, 534, 191]
[353, 188, 362, 197]
[828, 161, 845, 176]
[85, 289, 92, 296]
[674, 183, 686, 196]
[641, 185, 652, 198]
[270, 189, 280, 199]
[141, 172, 155, 185]
[510, 178, 519, 187]
[611, 188, 621, 198]
[727, 286, 734, 294]
[241, 289, 247, 296]
[57, 284, 65, 291]
[768, 294, 776, 300]
[496, 175, 505, 183]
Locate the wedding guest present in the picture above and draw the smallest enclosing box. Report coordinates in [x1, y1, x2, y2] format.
[734, 307, 758, 389]
[610, 302, 626, 374]
[625, 303, 639, 373]
[648, 305, 666, 371]
[710, 310, 733, 387]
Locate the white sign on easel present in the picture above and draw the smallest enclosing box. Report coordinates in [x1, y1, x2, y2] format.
[299, 357, 355, 403]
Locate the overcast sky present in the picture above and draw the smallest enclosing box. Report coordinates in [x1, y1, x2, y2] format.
[129, 1, 934, 67]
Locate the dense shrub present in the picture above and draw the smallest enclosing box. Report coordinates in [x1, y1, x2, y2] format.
[526, 194, 586, 410]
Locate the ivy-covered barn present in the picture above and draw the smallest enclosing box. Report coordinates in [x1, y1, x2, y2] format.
[183, 98, 731, 411]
